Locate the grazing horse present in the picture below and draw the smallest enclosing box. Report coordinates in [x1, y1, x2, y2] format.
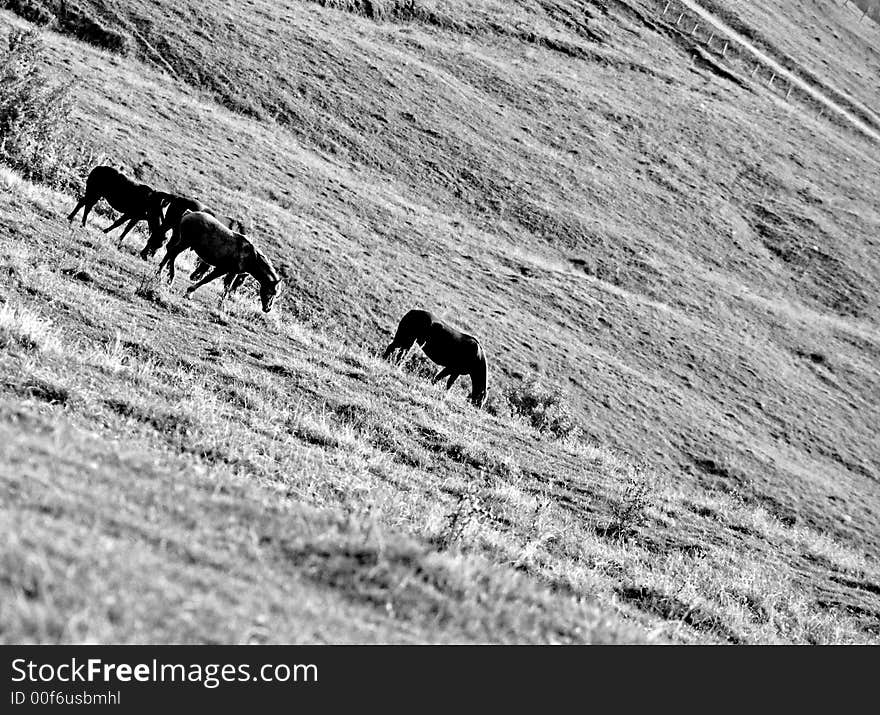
[67, 166, 163, 245]
[383, 309, 488, 407]
[140, 192, 246, 260]
[157, 211, 281, 312]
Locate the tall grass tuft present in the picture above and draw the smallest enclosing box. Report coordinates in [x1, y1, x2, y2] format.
[0, 300, 61, 353]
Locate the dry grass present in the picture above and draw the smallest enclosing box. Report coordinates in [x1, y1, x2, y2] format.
[0, 301, 61, 353]
[1, 0, 879, 643]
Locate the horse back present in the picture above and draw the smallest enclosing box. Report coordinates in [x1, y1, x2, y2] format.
[180, 210, 233, 240]
[180, 212, 253, 272]
[89, 165, 151, 212]
[396, 309, 434, 342]
[88, 165, 126, 186]
[166, 196, 207, 224]
[422, 320, 481, 370]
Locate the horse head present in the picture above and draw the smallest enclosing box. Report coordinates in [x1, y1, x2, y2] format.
[259, 278, 282, 312]
[250, 245, 282, 312]
[469, 345, 488, 408]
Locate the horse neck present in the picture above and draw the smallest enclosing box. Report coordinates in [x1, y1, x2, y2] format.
[244, 249, 276, 286]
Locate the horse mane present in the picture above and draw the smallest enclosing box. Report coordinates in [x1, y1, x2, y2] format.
[250, 244, 279, 283]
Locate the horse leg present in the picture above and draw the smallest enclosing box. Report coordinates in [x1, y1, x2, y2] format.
[190, 258, 211, 282]
[140, 236, 163, 261]
[156, 231, 190, 284]
[117, 216, 142, 242]
[67, 198, 85, 223]
[445, 373, 460, 390]
[156, 250, 171, 278]
[110, 216, 139, 247]
[218, 272, 238, 307]
[104, 213, 130, 235]
[157, 244, 183, 284]
[186, 266, 229, 298]
[229, 273, 247, 295]
[159, 216, 175, 236]
[140, 224, 168, 261]
[432, 366, 453, 385]
[80, 197, 101, 227]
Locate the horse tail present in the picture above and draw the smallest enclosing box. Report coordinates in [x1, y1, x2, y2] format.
[470, 342, 488, 408]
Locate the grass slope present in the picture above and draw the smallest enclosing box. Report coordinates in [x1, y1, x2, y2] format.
[1, 0, 879, 642]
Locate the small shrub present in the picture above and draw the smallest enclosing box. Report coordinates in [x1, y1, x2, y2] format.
[1, 1, 54, 26]
[14, 377, 71, 404]
[1, 1, 131, 53]
[135, 275, 181, 312]
[54, 3, 130, 54]
[437, 484, 479, 551]
[482, 389, 513, 419]
[311, 0, 419, 22]
[0, 29, 91, 190]
[602, 471, 655, 539]
[504, 378, 578, 439]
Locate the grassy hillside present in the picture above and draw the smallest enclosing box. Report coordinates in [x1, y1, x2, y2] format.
[1, 0, 879, 643]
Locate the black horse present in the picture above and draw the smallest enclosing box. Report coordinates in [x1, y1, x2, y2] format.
[140, 192, 246, 260]
[67, 166, 163, 245]
[157, 210, 281, 312]
[383, 309, 488, 407]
